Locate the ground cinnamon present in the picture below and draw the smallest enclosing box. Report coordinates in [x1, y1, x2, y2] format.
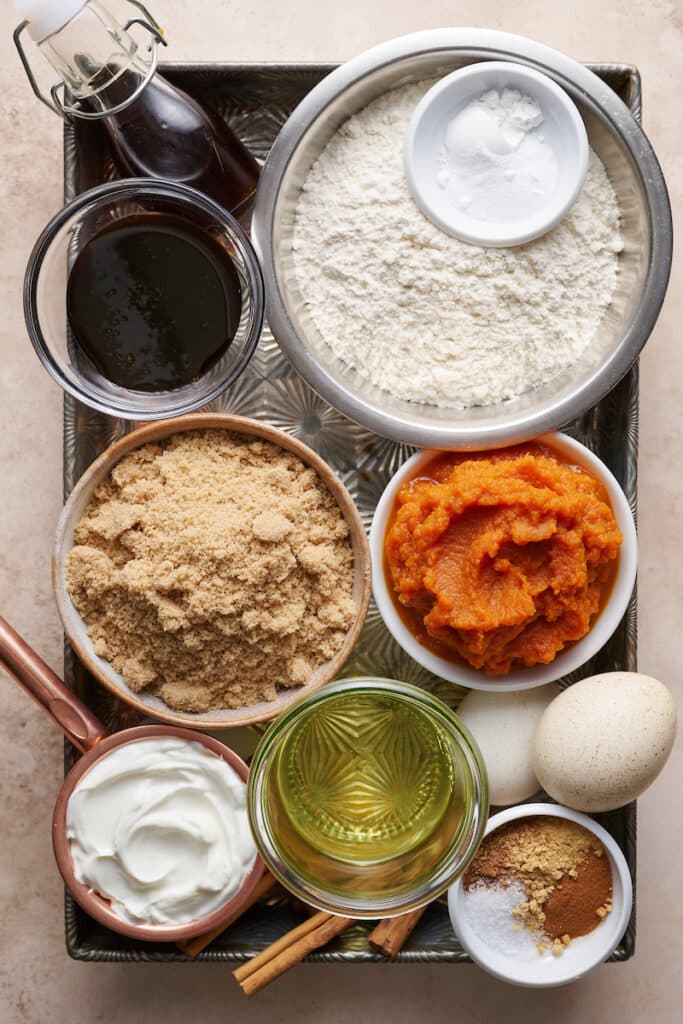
[543, 849, 613, 941]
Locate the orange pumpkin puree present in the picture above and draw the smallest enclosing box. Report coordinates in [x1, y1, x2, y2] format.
[384, 444, 622, 674]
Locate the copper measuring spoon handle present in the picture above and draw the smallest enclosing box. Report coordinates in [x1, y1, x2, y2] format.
[0, 616, 108, 754]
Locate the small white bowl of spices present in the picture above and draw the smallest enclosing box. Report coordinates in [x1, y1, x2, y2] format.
[404, 61, 589, 247]
[448, 803, 633, 987]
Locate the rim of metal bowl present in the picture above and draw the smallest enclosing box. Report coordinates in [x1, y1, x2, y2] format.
[252, 28, 673, 448]
[24, 178, 265, 421]
[247, 677, 489, 918]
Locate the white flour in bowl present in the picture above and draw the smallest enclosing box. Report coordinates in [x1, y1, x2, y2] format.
[292, 81, 623, 409]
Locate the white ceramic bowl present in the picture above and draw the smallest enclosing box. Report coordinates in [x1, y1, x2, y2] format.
[404, 61, 589, 247]
[369, 432, 637, 691]
[447, 803, 633, 987]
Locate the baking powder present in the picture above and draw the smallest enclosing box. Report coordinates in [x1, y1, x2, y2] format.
[438, 88, 558, 221]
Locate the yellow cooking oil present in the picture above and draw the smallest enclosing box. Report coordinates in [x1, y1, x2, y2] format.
[274, 690, 459, 864]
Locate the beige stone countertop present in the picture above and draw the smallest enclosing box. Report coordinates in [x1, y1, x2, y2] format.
[0, 1, 680, 1021]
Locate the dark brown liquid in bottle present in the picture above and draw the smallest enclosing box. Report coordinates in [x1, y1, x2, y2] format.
[67, 213, 242, 392]
[81, 59, 260, 214]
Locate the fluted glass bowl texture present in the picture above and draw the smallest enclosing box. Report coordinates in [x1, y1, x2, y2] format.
[247, 677, 489, 918]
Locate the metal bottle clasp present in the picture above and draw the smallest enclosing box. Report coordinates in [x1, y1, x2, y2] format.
[13, 0, 168, 121]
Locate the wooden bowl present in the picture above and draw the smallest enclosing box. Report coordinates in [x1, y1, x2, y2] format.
[53, 413, 371, 729]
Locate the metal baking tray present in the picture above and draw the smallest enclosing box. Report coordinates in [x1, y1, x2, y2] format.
[62, 62, 639, 962]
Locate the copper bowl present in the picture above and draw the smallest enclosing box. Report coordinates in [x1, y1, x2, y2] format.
[0, 619, 265, 943]
[51, 724, 263, 942]
[53, 413, 371, 730]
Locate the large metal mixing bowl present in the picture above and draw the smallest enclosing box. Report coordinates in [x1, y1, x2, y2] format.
[252, 29, 672, 449]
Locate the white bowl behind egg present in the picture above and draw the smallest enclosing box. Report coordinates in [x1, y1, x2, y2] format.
[369, 432, 637, 692]
[448, 803, 633, 987]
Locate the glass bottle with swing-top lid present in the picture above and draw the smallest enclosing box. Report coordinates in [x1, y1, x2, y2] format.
[14, 0, 260, 215]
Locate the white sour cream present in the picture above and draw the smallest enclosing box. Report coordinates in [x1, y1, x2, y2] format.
[66, 737, 257, 926]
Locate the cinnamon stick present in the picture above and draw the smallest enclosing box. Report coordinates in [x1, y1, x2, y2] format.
[234, 911, 354, 996]
[177, 872, 278, 959]
[368, 907, 427, 958]
[233, 910, 331, 982]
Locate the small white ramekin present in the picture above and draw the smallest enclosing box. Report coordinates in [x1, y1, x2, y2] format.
[404, 61, 589, 247]
[447, 803, 633, 987]
[369, 432, 637, 692]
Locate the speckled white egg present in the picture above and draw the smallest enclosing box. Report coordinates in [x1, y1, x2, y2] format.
[457, 684, 560, 806]
[532, 672, 677, 812]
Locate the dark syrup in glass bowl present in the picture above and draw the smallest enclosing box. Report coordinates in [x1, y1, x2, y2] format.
[66, 213, 242, 392]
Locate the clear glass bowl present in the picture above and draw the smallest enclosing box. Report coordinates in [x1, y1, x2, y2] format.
[24, 179, 264, 420]
[248, 677, 489, 918]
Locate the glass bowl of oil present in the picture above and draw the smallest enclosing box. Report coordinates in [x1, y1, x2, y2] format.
[24, 179, 264, 420]
[248, 677, 488, 917]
